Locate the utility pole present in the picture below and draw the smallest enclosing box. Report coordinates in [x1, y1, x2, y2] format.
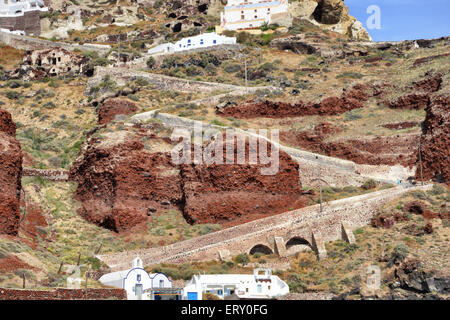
[244, 52, 248, 92]
[319, 164, 323, 213]
[118, 36, 121, 67]
[57, 261, 64, 275]
[316, 156, 323, 213]
[419, 135, 424, 186]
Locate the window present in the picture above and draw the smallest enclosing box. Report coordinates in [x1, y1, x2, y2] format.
[137, 274, 141, 282]
[213, 40, 217, 44]
[246, 288, 249, 293]
[241, 15, 245, 20]
[159, 279, 164, 287]
[257, 284, 262, 293]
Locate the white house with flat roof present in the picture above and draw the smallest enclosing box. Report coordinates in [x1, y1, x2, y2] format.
[183, 268, 289, 300]
[99, 257, 173, 300]
[147, 32, 236, 55]
[220, 0, 289, 31]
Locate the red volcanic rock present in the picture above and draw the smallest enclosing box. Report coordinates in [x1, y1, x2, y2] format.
[314, 122, 341, 136]
[413, 74, 442, 93]
[0, 109, 22, 236]
[403, 201, 427, 215]
[0, 109, 17, 136]
[280, 126, 418, 167]
[416, 95, 450, 184]
[180, 137, 307, 227]
[0, 255, 37, 273]
[217, 84, 370, 119]
[413, 53, 450, 67]
[70, 136, 183, 233]
[423, 222, 433, 234]
[98, 98, 138, 125]
[389, 93, 430, 110]
[70, 132, 308, 232]
[382, 121, 419, 130]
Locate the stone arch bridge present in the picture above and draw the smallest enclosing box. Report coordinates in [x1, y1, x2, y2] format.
[98, 185, 431, 271]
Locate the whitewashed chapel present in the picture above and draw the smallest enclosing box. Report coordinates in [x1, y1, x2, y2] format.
[99, 257, 173, 300]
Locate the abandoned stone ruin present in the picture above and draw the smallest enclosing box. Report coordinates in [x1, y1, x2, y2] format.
[11, 48, 89, 80]
[0, 0, 48, 36]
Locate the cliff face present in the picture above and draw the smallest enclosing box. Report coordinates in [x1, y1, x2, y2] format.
[70, 130, 307, 232]
[289, 0, 372, 40]
[417, 96, 450, 185]
[0, 109, 23, 236]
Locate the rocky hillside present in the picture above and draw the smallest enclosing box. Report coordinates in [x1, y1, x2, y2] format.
[0, 109, 23, 236]
[69, 125, 307, 232]
[41, 0, 370, 41]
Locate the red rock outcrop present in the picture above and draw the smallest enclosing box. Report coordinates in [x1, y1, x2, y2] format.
[382, 121, 419, 130]
[416, 95, 450, 184]
[0, 109, 22, 236]
[70, 131, 307, 232]
[413, 74, 442, 93]
[70, 135, 183, 233]
[216, 84, 373, 119]
[180, 137, 306, 227]
[388, 93, 430, 110]
[280, 123, 418, 167]
[98, 98, 138, 125]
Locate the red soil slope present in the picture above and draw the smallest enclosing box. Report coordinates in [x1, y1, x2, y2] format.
[417, 95, 449, 184]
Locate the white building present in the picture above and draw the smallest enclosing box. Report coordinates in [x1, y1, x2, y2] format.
[0, 0, 48, 35]
[183, 268, 289, 300]
[220, 0, 289, 31]
[99, 257, 173, 300]
[147, 32, 237, 55]
[0, 0, 47, 16]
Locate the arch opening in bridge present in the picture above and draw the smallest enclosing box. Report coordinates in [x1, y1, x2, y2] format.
[249, 244, 273, 256]
[285, 237, 312, 255]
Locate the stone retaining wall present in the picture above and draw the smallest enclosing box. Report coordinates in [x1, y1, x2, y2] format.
[0, 288, 126, 300]
[0, 31, 111, 56]
[87, 66, 275, 95]
[130, 111, 371, 186]
[22, 168, 69, 181]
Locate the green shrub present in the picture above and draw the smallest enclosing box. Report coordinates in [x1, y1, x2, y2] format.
[429, 184, 446, 195]
[362, 179, 377, 190]
[287, 274, 307, 293]
[6, 91, 21, 100]
[146, 57, 155, 69]
[235, 253, 250, 266]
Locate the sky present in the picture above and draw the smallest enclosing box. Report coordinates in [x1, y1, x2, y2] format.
[345, 0, 450, 42]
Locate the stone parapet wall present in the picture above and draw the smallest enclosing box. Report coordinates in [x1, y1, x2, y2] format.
[87, 66, 275, 95]
[0, 31, 111, 56]
[99, 185, 431, 271]
[22, 168, 69, 181]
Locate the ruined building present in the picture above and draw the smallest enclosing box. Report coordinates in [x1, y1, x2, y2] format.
[0, 0, 48, 36]
[12, 48, 89, 80]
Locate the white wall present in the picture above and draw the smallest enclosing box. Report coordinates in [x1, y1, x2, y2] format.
[151, 273, 172, 288]
[221, 0, 289, 31]
[183, 274, 289, 300]
[174, 33, 236, 52]
[123, 268, 153, 300]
